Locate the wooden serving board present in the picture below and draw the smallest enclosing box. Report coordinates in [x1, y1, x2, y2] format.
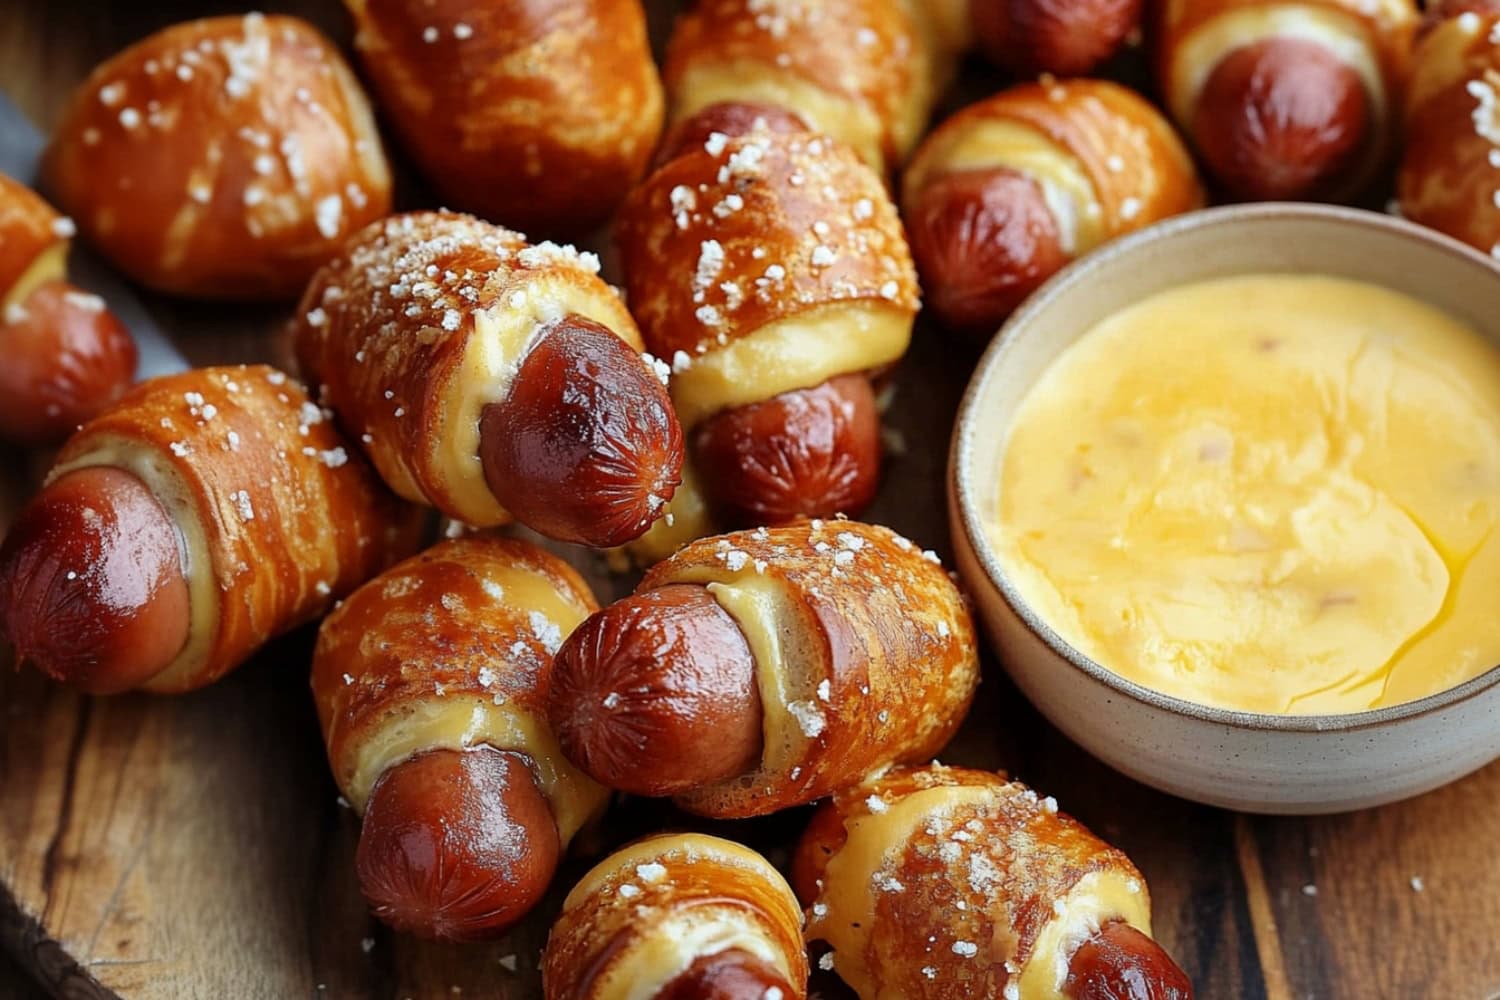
[3, 2, 1500, 998]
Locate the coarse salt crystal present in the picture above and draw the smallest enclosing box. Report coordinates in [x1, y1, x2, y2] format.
[952, 941, 978, 958]
[866, 794, 887, 814]
[787, 700, 826, 738]
[233, 490, 255, 522]
[642, 353, 671, 386]
[530, 610, 563, 653]
[315, 195, 343, 239]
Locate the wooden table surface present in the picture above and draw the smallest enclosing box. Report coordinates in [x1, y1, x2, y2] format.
[2, 2, 1499, 998]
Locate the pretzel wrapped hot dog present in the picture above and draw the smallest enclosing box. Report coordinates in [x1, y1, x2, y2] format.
[794, 765, 1194, 1000]
[0, 172, 136, 444]
[292, 211, 683, 547]
[549, 520, 978, 818]
[616, 125, 919, 560]
[1398, 7, 1500, 256]
[313, 534, 609, 940]
[903, 80, 1203, 335]
[0, 365, 424, 694]
[1155, 0, 1418, 201]
[661, 0, 946, 173]
[345, 0, 663, 236]
[542, 833, 809, 1000]
[43, 13, 391, 299]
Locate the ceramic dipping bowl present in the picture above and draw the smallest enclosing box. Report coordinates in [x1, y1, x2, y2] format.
[948, 203, 1500, 814]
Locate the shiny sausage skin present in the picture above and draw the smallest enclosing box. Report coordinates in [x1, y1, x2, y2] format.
[1192, 38, 1370, 202]
[0, 466, 188, 694]
[548, 584, 762, 797]
[1065, 920, 1195, 1000]
[0, 280, 136, 445]
[972, 0, 1145, 77]
[905, 167, 1069, 336]
[479, 313, 684, 548]
[656, 101, 812, 167]
[692, 374, 882, 528]
[355, 746, 560, 941]
[653, 948, 796, 1000]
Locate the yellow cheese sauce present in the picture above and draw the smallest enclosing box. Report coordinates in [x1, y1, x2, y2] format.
[992, 275, 1500, 714]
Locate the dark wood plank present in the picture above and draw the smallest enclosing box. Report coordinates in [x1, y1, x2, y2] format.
[2, 2, 1498, 999]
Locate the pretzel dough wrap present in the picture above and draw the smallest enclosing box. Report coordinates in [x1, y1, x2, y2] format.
[662, 0, 941, 172]
[542, 833, 809, 1000]
[345, 0, 663, 235]
[42, 13, 391, 300]
[1398, 10, 1500, 256]
[292, 211, 645, 527]
[312, 534, 607, 839]
[795, 765, 1161, 1000]
[45, 365, 424, 693]
[618, 130, 917, 432]
[904, 80, 1204, 263]
[637, 520, 977, 817]
[0, 172, 68, 308]
[1156, 0, 1417, 197]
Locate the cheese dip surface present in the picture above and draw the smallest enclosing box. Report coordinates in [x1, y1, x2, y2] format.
[993, 274, 1500, 714]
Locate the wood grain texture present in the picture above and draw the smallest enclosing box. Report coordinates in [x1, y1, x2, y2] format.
[2, 2, 1500, 999]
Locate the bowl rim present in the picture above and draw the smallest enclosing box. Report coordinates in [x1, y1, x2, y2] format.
[951, 201, 1500, 734]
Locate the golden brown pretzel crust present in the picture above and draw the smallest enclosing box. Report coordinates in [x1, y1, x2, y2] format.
[42, 14, 390, 300]
[663, 0, 937, 170]
[542, 833, 809, 1000]
[795, 765, 1152, 1000]
[0, 173, 66, 304]
[346, 0, 663, 235]
[641, 520, 978, 817]
[291, 211, 644, 526]
[616, 128, 918, 420]
[903, 80, 1204, 254]
[1399, 12, 1500, 255]
[312, 534, 606, 831]
[49, 366, 424, 693]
